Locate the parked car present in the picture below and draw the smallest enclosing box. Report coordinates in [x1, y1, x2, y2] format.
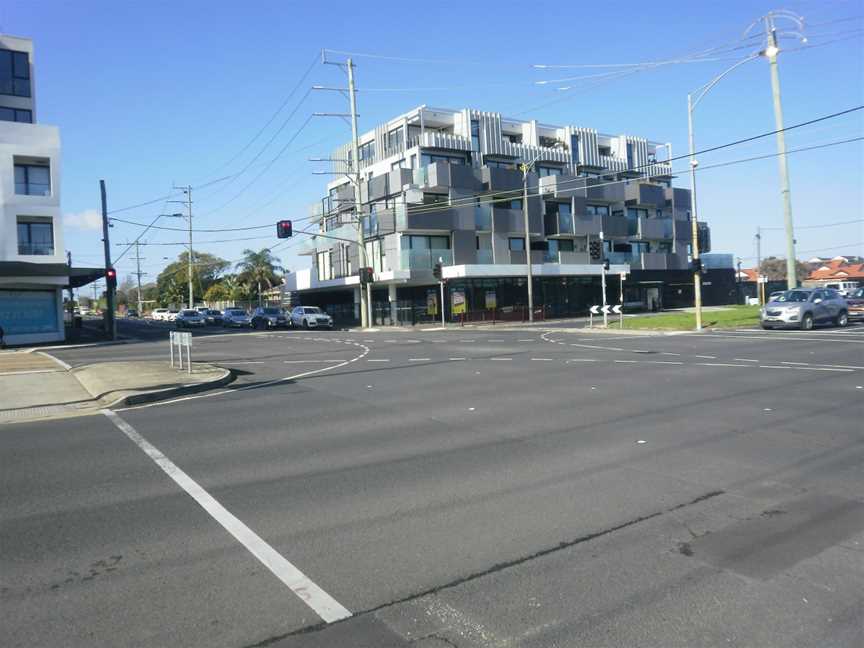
[151, 308, 170, 321]
[845, 287, 864, 321]
[290, 306, 334, 330]
[166, 309, 180, 322]
[175, 309, 205, 328]
[251, 306, 289, 329]
[760, 288, 848, 330]
[822, 281, 860, 298]
[202, 309, 223, 325]
[768, 291, 786, 302]
[222, 308, 252, 328]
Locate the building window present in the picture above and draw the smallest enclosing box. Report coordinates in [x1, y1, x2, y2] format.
[0, 106, 32, 123]
[14, 160, 51, 196]
[626, 142, 634, 168]
[316, 251, 332, 281]
[470, 119, 480, 151]
[358, 141, 375, 163]
[391, 159, 405, 170]
[386, 128, 403, 151]
[502, 133, 523, 145]
[485, 158, 516, 170]
[586, 204, 609, 216]
[539, 135, 562, 149]
[570, 134, 580, 165]
[17, 217, 54, 255]
[408, 235, 450, 250]
[536, 165, 563, 177]
[598, 145, 612, 156]
[508, 237, 525, 251]
[0, 49, 31, 98]
[421, 152, 465, 166]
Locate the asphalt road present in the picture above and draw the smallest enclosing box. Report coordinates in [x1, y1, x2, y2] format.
[2, 323, 863, 647]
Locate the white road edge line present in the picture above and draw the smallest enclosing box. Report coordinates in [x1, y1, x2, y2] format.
[283, 360, 346, 363]
[366, 359, 390, 362]
[101, 409, 351, 623]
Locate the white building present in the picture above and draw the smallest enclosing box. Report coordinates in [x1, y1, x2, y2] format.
[0, 34, 97, 346]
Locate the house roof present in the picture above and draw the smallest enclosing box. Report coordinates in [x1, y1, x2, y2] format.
[737, 268, 759, 282]
[807, 260, 864, 281]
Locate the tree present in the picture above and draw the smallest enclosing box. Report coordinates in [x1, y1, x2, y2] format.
[235, 249, 284, 306]
[203, 281, 231, 303]
[759, 257, 810, 284]
[156, 251, 229, 306]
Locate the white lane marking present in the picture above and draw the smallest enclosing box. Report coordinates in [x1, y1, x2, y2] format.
[661, 352, 681, 356]
[101, 410, 351, 623]
[488, 339, 505, 342]
[567, 358, 598, 362]
[283, 360, 345, 363]
[759, 365, 793, 369]
[518, 339, 534, 342]
[693, 355, 717, 359]
[817, 364, 864, 370]
[38, 351, 72, 370]
[781, 361, 809, 365]
[119, 341, 369, 411]
[649, 360, 684, 365]
[788, 366, 854, 372]
[366, 359, 390, 362]
[733, 358, 759, 363]
[490, 357, 513, 361]
[225, 361, 266, 365]
[697, 362, 750, 368]
[706, 333, 864, 344]
[408, 358, 430, 362]
[0, 368, 62, 376]
[449, 357, 466, 361]
[531, 358, 554, 361]
[460, 339, 476, 342]
[614, 360, 639, 363]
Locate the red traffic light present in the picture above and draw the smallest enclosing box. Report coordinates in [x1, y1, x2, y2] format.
[277, 220, 293, 238]
[105, 267, 117, 288]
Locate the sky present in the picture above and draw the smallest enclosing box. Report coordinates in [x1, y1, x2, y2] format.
[3, 0, 863, 290]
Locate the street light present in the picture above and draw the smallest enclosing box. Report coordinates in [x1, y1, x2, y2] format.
[687, 53, 761, 331]
[520, 144, 563, 322]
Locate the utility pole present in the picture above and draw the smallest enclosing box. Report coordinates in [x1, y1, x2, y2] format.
[600, 230, 608, 327]
[100, 179, 116, 340]
[347, 58, 370, 329]
[520, 164, 535, 322]
[755, 227, 763, 305]
[133, 240, 145, 314]
[686, 95, 703, 331]
[170, 185, 194, 308]
[764, 15, 798, 290]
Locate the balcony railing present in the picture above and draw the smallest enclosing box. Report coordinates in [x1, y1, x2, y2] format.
[476, 249, 494, 264]
[18, 242, 54, 256]
[475, 204, 492, 230]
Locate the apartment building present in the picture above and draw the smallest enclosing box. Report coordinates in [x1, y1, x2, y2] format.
[285, 105, 734, 324]
[0, 34, 98, 345]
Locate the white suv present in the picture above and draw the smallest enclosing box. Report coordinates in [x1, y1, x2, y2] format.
[290, 306, 334, 329]
[151, 308, 169, 321]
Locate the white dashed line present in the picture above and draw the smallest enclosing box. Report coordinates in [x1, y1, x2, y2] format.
[649, 360, 684, 365]
[102, 410, 351, 623]
[567, 358, 598, 362]
[614, 360, 639, 363]
[733, 358, 759, 363]
[409, 358, 430, 362]
[366, 359, 390, 362]
[759, 365, 793, 370]
[283, 360, 345, 363]
[531, 358, 554, 361]
[518, 339, 534, 342]
[490, 357, 513, 361]
[789, 366, 854, 372]
[661, 352, 682, 357]
[449, 357, 466, 361]
[693, 355, 717, 359]
[697, 362, 749, 368]
[781, 361, 808, 366]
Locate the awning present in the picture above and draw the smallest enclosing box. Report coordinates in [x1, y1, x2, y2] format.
[0, 261, 104, 289]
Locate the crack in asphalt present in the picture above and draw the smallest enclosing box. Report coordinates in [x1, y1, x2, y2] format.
[241, 489, 724, 647]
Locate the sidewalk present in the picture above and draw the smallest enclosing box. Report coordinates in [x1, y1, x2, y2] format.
[0, 351, 233, 424]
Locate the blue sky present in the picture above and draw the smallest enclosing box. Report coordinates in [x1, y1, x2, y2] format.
[4, 0, 862, 286]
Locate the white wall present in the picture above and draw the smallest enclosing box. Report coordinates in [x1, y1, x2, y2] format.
[0, 121, 63, 263]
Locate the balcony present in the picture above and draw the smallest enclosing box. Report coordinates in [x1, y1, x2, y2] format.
[508, 250, 544, 265]
[544, 211, 574, 236]
[419, 131, 472, 152]
[400, 248, 453, 271]
[637, 216, 673, 240]
[475, 204, 492, 230]
[18, 242, 54, 256]
[476, 249, 494, 264]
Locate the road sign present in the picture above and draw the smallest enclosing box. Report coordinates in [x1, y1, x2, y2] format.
[590, 305, 600, 315]
[612, 305, 622, 314]
[620, 272, 628, 280]
[591, 305, 621, 315]
[169, 330, 192, 374]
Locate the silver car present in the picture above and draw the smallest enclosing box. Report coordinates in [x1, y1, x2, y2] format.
[222, 308, 251, 328]
[290, 306, 334, 330]
[175, 309, 205, 328]
[760, 288, 848, 330]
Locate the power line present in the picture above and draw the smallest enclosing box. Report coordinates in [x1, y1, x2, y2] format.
[759, 218, 864, 231]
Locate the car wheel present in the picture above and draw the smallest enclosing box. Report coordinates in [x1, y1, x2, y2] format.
[800, 313, 814, 331]
[836, 310, 849, 328]
[303, 319, 310, 330]
[761, 323, 772, 330]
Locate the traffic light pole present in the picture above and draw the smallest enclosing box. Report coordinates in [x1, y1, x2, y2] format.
[600, 230, 608, 328]
[100, 179, 116, 340]
[439, 281, 445, 328]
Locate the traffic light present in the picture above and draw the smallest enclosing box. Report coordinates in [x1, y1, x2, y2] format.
[602, 259, 610, 271]
[433, 262, 443, 281]
[105, 267, 117, 290]
[589, 239, 602, 260]
[358, 267, 374, 284]
[691, 258, 703, 273]
[276, 220, 293, 238]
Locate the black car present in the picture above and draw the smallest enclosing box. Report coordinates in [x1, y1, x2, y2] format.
[251, 307, 289, 329]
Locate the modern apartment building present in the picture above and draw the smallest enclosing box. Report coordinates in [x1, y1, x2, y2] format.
[285, 105, 734, 324]
[0, 34, 97, 345]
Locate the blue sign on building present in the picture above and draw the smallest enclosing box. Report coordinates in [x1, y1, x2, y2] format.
[0, 290, 59, 334]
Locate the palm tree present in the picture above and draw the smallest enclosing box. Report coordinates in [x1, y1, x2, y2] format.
[235, 249, 284, 306]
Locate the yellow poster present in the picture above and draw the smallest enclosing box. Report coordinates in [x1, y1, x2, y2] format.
[452, 290, 466, 315]
[426, 291, 437, 316]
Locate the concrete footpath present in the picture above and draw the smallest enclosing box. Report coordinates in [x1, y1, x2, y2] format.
[0, 350, 232, 424]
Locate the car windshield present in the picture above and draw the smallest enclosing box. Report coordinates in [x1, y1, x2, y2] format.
[169, 310, 179, 313]
[208, 310, 221, 315]
[852, 288, 864, 298]
[228, 310, 245, 316]
[303, 307, 323, 314]
[262, 308, 281, 315]
[181, 310, 198, 316]
[775, 290, 810, 303]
